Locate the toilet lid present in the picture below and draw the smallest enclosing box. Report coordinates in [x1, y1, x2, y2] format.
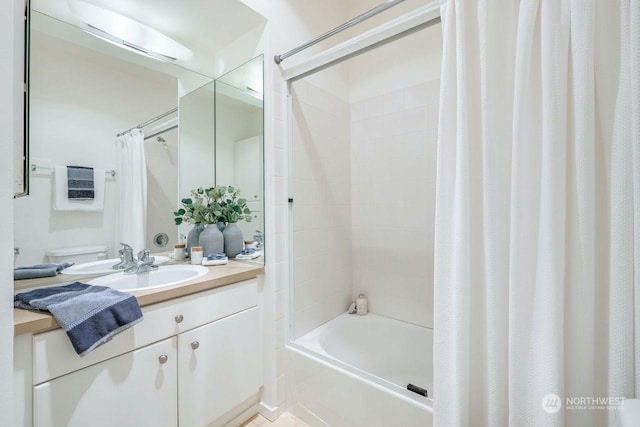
[44, 245, 108, 257]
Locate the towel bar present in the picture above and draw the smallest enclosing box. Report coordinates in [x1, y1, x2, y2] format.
[31, 164, 116, 177]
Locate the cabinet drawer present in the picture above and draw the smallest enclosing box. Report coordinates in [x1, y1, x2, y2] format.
[33, 278, 258, 385]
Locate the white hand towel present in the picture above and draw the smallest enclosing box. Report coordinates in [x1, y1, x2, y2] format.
[53, 165, 106, 212]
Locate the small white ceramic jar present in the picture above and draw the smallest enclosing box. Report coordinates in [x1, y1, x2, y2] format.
[356, 294, 368, 316]
[174, 243, 186, 261]
[190, 246, 203, 265]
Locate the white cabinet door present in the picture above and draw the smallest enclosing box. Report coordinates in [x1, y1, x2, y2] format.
[34, 338, 177, 427]
[178, 307, 260, 427]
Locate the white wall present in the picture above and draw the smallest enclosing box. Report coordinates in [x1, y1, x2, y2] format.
[350, 78, 439, 328]
[178, 82, 215, 197]
[235, 0, 355, 418]
[216, 95, 263, 240]
[236, 0, 441, 417]
[14, 31, 177, 265]
[291, 78, 352, 339]
[348, 23, 442, 103]
[349, 27, 441, 328]
[146, 127, 179, 250]
[287, 12, 442, 332]
[216, 96, 263, 187]
[1, 0, 21, 425]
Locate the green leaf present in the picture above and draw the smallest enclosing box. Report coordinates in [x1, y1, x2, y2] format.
[246, 216, 252, 222]
[243, 208, 251, 214]
[175, 218, 183, 225]
[238, 198, 246, 205]
[177, 208, 186, 215]
[181, 198, 192, 205]
[228, 186, 234, 193]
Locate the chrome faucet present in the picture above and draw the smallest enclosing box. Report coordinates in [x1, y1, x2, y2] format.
[124, 249, 158, 274]
[112, 243, 137, 270]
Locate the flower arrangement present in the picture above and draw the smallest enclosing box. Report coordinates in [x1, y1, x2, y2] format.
[174, 185, 252, 225]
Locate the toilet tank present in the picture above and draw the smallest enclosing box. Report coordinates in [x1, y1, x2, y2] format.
[45, 245, 109, 264]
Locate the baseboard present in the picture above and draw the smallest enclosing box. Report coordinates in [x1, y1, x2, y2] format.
[221, 393, 260, 427]
[258, 401, 283, 422]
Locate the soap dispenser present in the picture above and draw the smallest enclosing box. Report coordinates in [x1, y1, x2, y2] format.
[356, 294, 368, 316]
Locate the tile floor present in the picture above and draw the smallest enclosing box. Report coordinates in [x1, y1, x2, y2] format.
[240, 412, 309, 427]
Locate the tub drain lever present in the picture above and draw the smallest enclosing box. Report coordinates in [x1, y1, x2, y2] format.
[407, 383, 428, 398]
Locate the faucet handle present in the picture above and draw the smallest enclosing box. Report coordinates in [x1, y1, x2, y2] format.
[137, 249, 149, 261]
[119, 242, 132, 250]
[137, 249, 154, 264]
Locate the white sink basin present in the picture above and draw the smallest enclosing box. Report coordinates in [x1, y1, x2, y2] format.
[88, 265, 209, 292]
[61, 256, 170, 276]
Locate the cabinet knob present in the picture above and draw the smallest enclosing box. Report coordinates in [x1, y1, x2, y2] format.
[191, 341, 200, 350]
[158, 354, 169, 364]
[175, 314, 184, 323]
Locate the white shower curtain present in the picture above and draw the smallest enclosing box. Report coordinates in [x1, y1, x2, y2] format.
[434, 1, 639, 426]
[116, 128, 147, 253]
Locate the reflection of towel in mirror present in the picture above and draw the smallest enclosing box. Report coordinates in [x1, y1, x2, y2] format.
[235, 250, 264, 260]
[67, 166, 94, 200]
[54, 166, 106, 211]
[13, 262, 74, 280]
[14, 282, 143, 356]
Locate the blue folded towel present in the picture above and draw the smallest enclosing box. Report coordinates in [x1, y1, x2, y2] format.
[14, 262, 74, 280]
[67, 166, 95, 200]
[14, 282, 143, 356]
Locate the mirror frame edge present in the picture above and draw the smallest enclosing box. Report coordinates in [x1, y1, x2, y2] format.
[14, 0, 29, 198]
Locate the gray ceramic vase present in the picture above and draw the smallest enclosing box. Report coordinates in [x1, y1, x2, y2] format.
[186, 223, 205, 257]
[199, 224, 224, 256]
[223, 223, 244, 258]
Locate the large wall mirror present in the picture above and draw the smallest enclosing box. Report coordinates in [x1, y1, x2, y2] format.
[14, 0, 266, 278]
[216, 56, 264, 254]
[178, 55, 264, 265]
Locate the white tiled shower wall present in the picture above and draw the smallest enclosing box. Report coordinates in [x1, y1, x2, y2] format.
[351, 80, 439, 328]
[289, 24, 442, 333]
[291, 79, 352, 339]
[291, 78, 439, 333]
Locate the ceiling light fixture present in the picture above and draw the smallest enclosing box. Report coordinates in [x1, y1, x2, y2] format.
[67, 0, 193, 61]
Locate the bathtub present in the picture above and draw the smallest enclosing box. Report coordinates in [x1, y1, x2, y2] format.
[287, 312, 433, 427]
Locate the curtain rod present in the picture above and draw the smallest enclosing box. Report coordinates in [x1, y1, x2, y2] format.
[144, 124, 178, 140]
[274, 0, 406, 65]
[117, 107, 178, 137]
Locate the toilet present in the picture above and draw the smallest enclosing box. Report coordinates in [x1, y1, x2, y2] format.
[45, 245, 109, 264]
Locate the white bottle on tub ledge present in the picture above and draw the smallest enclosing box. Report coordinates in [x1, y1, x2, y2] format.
[356, 294, 368, 316]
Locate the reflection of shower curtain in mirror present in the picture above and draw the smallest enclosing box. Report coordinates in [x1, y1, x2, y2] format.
[116, 129, 147, 253]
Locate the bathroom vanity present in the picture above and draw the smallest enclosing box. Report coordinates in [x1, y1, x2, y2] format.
[13, 261, 265, 427]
